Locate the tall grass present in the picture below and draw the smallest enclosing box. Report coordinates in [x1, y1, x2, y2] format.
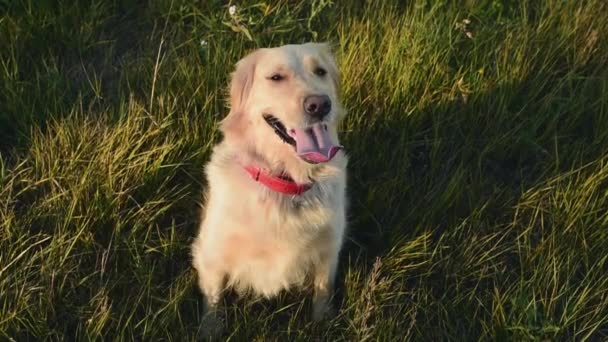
[1, 0, 607, 340]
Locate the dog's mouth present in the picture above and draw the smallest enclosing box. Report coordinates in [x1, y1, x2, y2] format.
[263, 114, 343, 164]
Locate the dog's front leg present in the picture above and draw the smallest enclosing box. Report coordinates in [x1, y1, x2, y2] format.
[312, 251, 339, 321]
[192, 236, 225, 338]
[196, 265, 225, 339]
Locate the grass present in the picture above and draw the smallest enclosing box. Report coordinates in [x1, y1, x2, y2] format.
[1, 0, 607, 340]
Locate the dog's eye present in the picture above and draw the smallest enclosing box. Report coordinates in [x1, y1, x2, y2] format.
[268, 74, 285, 81]
[314, 67, 327, 77]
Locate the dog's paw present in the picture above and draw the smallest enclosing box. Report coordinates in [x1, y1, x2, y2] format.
[312, 302, 336, 322]
[198, 311, 223, 341]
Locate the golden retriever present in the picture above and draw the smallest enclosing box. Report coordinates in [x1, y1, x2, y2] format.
[191, 42, 347, 328]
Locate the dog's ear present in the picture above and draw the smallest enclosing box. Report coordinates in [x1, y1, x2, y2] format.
[229, 50, 260, 111]
[221, 49, 261, 136]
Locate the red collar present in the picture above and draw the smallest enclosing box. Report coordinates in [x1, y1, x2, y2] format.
[243, 165, 312, 195]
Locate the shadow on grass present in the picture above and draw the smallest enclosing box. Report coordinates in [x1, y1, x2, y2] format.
[0, 1, 153, 152]
[328, 69, 604, 338]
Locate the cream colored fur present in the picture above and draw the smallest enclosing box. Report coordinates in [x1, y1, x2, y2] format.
[191, 43, 347, 325]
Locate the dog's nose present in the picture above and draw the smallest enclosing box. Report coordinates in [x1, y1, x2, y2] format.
[303, 95, 331, 119]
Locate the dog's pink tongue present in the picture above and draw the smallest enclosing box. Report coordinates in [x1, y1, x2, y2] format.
[288, 123, 343, 163]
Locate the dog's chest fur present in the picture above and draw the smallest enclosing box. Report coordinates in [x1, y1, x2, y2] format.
[193, 149, 347, 297]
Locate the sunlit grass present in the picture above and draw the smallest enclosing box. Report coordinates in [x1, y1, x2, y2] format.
[1, 0, 607, 340]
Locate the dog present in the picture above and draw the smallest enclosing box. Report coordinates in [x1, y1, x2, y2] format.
[191, 42, 348, 328]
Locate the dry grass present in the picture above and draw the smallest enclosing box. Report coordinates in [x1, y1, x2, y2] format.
[1, 0, 607, 340]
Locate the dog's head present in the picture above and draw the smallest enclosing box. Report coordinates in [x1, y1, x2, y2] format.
[221, 43, 344, 170]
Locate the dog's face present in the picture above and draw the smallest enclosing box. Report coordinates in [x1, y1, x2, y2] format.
[221, 43, 344, 167]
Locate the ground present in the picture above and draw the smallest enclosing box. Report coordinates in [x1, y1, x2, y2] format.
[1, 0, 607, 340]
